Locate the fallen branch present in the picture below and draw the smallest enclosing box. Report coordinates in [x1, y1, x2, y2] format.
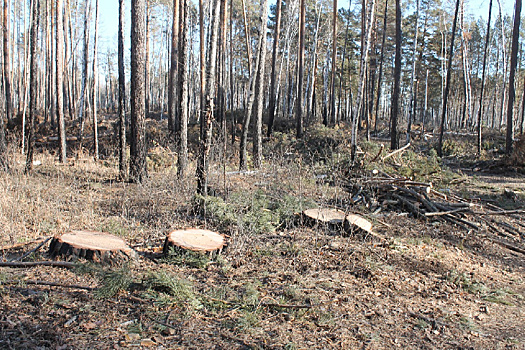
[261, 303, 313, 309]
[370, 144, 385, 163]
[424, 208, 469, 217]
[13, 237, 52, 262]
[0, 261, 76, 268]
[487, 237, 525, 256]
[382, 142, 411, 161]
[477, 209, 525, 216]
[0, 237, 47, 251]
[1, 279, 94, 290]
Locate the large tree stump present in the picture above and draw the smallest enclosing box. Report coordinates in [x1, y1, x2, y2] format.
[48, 230, 136, 264]
[301, 208, 346, 229]
[163, 229, 227, 254]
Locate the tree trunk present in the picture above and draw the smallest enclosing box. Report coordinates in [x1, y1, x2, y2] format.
[177, 0, 189, 177]
[196, 0, 221, 195]
[330, 0, 337, 125]
[198, 0, 205, 139]
[145, 2, 150, 116]
[56, 0, 67, 163]
[3, 0, 12, 123]
[374, 0, 388, 134]
[406, 0, 419, 143]
[390, 0, 401, 151]
[239, 1, 265, 170]
[78, 2, 91, 145]
[129, 0, 147, 183]
[437, 0, 460, 156]
[118, 0, 127, 180]
[353, 0, 376, 158]
[267, 0, 281, 137]
[296, 0, 305, 138]
[477, 0, 492, 154]
[25, 0, 39, 174]
[92, 0, 100, 161]
[505, 0, 521, 154]
[167, 0, 179, 137]
[253, 0, 268, 169]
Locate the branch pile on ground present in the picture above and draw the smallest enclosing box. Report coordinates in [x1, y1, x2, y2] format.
[345, 169, 525, 254]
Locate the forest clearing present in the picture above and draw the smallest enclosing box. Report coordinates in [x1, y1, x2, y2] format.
[0, 119, 524, 349]
[0, 0, 525, 348]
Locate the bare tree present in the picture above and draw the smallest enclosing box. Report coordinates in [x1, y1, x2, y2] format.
[177, 0, 189, 177]
[437, 0, 461, 156]
[296, 0, 305, 138]
[406, 0, 419, 143]
[118, 0, 127, 180]
[92, 0, 100, 161]
[330, 0, 337, 124]
[26, 0, 40, 173]
[56, 0, 67, 163]
[196, 0, 221, 194]
[3, 0, 13, 123]
[78, 1, 91, 144]
[253, 0, 269, 168]
[267, 0, 282, 137]
[168, 0, 179, 136]
[129, 0, 147, 183]
[390, 0, 401, 150]
[477, 0, 492, 154]
[505, 0, 521, 154]
[374, 0, 388, 134]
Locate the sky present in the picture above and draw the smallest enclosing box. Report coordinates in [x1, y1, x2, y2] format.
[96, 0, 517, 53]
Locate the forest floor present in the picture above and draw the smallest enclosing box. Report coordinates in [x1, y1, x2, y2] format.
[0, 118, 524, 349]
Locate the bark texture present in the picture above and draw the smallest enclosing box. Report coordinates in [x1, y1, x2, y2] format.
[130, 0, 148, 183]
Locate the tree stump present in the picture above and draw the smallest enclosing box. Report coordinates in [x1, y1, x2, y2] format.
[48, 230, 136, 264]
[302, 208, 346, 228]
[344, 214, 375, 237]
[163, 229, 227, 254]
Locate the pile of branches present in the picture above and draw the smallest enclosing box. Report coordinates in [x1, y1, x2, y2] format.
[345, 168, 525, 255]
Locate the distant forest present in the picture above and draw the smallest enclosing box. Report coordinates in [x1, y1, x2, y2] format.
[0, 0, 523, 186]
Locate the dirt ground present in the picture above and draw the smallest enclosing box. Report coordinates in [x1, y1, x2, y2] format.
[0, 124, 524, 349]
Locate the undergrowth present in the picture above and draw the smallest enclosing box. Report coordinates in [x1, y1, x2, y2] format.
[195, 190, 316, 235]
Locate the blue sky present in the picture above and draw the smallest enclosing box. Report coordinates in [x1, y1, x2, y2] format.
[97, 0, 516, 52]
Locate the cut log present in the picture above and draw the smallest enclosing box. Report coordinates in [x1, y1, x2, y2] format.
[48, 230, 136, 264]
[163, 229, 227, 253]
[302, 208, 346, 226]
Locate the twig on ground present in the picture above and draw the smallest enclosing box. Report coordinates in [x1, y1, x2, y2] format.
[13, 237, 52, 262]
[0, 261, 76, 268]
[1, 279, 94, 290]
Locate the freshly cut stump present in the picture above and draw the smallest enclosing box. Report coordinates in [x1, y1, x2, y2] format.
[48, 230, 135, 264]
[344, 214, 374, 237]
[302, 208, 346, 226]
[163, 229, 226, 253]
